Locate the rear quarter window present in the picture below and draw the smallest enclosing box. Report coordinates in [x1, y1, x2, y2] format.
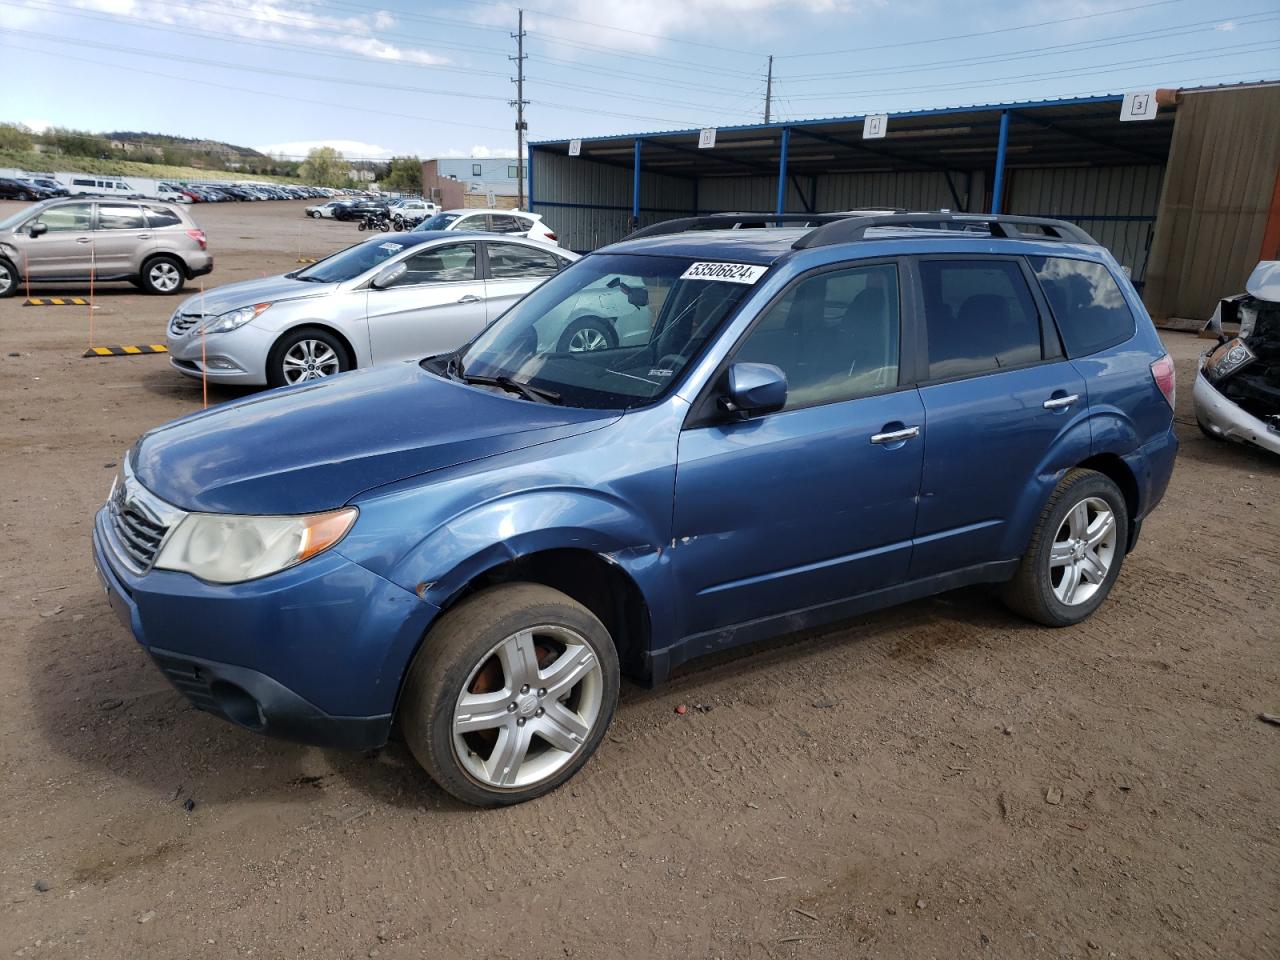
[1029, 256, 1135, 357]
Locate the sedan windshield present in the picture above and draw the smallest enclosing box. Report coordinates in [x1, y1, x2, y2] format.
[456, 253, 762, 409]
[294, 237, 414, 283]
[414, 212, 461, 232]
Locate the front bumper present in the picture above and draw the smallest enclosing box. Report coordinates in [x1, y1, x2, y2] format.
[92, 506, 440, 750]
[1193, 366, 1280, 454]
[166, 322, 276, 385]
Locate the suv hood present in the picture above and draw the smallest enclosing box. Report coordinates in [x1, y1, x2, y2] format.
[132, 363, 618, 514]
[176, 273, 338, 315]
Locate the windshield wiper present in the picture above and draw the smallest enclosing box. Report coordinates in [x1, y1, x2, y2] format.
[461, 373, 561, 404]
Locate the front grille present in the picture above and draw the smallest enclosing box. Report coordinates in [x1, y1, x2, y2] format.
[109, 499, 169, 571]
[169, 312, 201, 336]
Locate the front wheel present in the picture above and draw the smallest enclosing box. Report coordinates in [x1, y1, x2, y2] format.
[399, 584, 620, 807]
[309, 210, 321, 218]
[556, 315, 618, 354]
[1001, 468, 1129, 627]
[266, 327, 351, 387]
[0, 258, 16, 298]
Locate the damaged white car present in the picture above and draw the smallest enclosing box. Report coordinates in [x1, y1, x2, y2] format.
[1194, 261, 1280, 455]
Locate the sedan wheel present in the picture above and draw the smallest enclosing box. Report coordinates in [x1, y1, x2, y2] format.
[281, 339, 341, 384]
[569, 327, 608, 352]
[1048, 497, 1117, 606]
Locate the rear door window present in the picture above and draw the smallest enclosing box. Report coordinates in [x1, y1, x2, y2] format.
[96, 204, 146, 230]
[1028, 256, 1135, 357]
[486, 242, 563, 279]
[918, 258, 1043, 380]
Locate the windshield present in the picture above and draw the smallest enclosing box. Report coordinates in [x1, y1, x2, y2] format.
[0, 201, 44, 231]
[415, 212, 461, 232]
[457, 253, 761, 409]
[294, 237, 413, 283]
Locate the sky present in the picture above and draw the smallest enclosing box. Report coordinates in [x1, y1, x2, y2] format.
[1, 0, 1277, 161]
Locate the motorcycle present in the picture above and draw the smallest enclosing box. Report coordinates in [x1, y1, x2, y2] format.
[392, 212, 426, 231]
[357, 211, 391, 232]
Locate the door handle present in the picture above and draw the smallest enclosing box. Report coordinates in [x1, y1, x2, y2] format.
[136, 233, 152, 240]
[456, 295, 481, 304]
[1042, 394, 1079, 410]
[870, 425, 920, 445]
[75, 237, 91, 244]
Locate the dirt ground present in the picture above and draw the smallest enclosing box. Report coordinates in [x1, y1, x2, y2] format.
[0, 199, 1277, 960]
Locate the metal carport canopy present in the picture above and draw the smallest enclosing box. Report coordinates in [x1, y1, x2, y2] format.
[529, 94, 1177, 217]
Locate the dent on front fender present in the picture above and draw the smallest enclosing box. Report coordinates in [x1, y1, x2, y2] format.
[382, 488, 666, 606]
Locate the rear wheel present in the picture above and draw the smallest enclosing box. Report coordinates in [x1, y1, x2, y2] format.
[557, 315, 617, 353]
[140, 255, 185, 295]
[1002, 469, 1129, 627]
[400, 584, 620, 807]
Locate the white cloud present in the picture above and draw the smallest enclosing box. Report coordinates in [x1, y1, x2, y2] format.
[43, 0, 451, 66]
[21, 119, 54, 133]
[255, 139, 397, 160]
[436, 145, 515, 159]
[471, 0, 873, 53]
[1215, 20, 1237, 32]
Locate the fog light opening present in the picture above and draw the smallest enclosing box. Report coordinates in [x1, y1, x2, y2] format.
[210, 680, 266, 730]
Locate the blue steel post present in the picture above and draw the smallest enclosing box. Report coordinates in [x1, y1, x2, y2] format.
[632, 139, 642, 228]
[775, 127, 790, 216]
[527, 146, 535, 213]
[991, 110, 1010, 214]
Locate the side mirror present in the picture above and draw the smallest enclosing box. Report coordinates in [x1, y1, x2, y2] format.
[720, 362, 787, 418]
[370, 262, 408, 289]
[28, 222, 48, 238]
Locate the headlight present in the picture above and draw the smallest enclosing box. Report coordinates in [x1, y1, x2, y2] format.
[1204, 337, 1255, 384]
[153, 508, 357, 583]
[199, 302, 272, 335]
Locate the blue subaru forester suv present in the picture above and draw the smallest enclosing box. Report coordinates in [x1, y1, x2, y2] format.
[93, 213, 1178, 806]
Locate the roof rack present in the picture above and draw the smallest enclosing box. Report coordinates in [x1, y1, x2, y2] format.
[792, 213, 1097, 249]
[623, 213, 854, 241]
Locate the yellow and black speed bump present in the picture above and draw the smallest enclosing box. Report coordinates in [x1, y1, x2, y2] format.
[24, 296, 90, 306]
[83, 345, 169, 358]
[296, 257, 317, 264]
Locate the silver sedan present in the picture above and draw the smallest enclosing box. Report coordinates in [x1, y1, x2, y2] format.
[165, 232, 577, 387]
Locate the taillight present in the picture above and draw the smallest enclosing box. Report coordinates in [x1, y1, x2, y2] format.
[545, 232, 557, 241]
[186, 228, 207, 250]
[1150, 353, 1176, 408]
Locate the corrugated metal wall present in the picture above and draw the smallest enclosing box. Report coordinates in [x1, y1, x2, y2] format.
[531, 149, 695, 252]
[815, 171, 971, 213]
[1144, 85, 1280, 320]
[1005, 165, 1164, 281]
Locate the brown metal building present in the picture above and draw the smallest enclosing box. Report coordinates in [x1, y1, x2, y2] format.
[529, 82, 1280, 322]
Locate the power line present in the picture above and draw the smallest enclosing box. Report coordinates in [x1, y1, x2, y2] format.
[775, 0, 1197, 58]
[784, 10, 1280, 81]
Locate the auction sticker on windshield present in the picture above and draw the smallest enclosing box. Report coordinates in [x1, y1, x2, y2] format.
[680, 262, 769, 284]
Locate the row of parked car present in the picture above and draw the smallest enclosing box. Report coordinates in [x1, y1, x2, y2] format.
[0, 173, 350, 204]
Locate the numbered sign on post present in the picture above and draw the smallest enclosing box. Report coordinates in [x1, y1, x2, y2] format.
[863, 114, 888, 139]
[568, 139, 582, 156]
[1120, 91, 1158, 122]
[698, 128, 717, 149]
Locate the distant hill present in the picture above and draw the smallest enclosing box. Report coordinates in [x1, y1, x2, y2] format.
[105, 131, 267, 160]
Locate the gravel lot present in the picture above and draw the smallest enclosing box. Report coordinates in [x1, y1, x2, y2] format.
[1, 199, 1277, 959]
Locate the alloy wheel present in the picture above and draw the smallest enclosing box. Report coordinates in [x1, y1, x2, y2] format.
[1049, 496, 1117, 606]
[149, 261, 181, 293]
[0, 262, 12, 296]
[281, 339, 341, 384]
[568, 327, 608, 352]
[452, 624, 603, 790]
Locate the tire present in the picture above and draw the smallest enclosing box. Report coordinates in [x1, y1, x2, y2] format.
[1001, 468, 1130, 627]
[357, 221, 367, 231]
[266, 327, 352, 387]
[139, 255, 186, 295]
[399, 583, 620, 807]
[556, 315, 618, 354]
[309, 210, 321, 219]
[0, 258, 16, 299]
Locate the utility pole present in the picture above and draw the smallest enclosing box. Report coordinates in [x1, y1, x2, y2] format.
[510, 9, 529, 209]
[764, 54, 773, 124]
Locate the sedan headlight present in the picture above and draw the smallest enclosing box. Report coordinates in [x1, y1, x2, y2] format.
[199, 302, 272, 335]
[153, 508, 357, 584]
[1204, 337, 1256, 384]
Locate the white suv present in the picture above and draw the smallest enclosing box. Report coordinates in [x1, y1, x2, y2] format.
[413, 208, 558, 246]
